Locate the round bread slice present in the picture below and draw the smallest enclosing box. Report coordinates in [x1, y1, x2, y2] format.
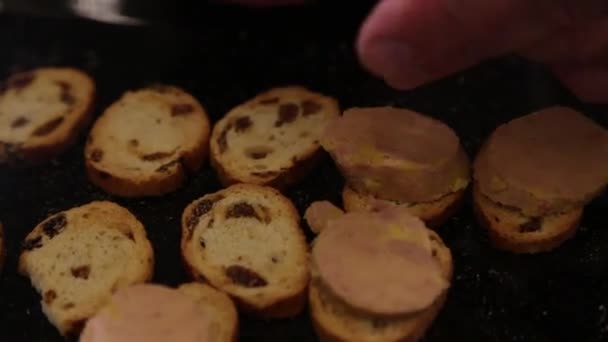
[181, 184, 309, 318]
[178, 283, 239, 342]
[0, 67, 96, 165]
[342, 186, 465, 228]
[210, 86, 340, 189]
[309, 229, 453, 342]
[18, 201, 154, 338]
[473, 185, 582, 254]
[85, 85, 210, 197]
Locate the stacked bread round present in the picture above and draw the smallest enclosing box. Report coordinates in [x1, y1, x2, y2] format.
[306, 203, 453, 341]
[473, 106, 608, 253]
[321, 106, 470, 227]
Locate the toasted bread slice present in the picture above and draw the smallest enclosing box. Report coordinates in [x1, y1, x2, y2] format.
[309, 230, 453, 342]
[0, 67, 95, 165]
[18, 201, 154, 338]
[85, 85, 210, 197]
[342, 186, 465, 228]
[210, 86, 339, 189]
[473, 185, 582, 254]
[181, 184, 309, 318]
[178, 283, 239, 342]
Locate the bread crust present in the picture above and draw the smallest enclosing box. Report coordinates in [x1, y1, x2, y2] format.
[18, 201, 154, 337]
[0, 67, 96, 166]
[85, 85, 210, 197]
[309, 230, 452, 341]
[209, 86, 339, 190]
[342, 186, 465, 228]
[182, 258, 308, 319]
[181, 184, 309, 319]
[473, 185, 582, 254]
[212, 147, 325, 191]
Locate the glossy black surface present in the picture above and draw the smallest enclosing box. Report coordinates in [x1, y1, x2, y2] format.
[1, 3, 607, 341]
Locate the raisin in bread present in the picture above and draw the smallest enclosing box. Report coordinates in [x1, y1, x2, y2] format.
[473, 186, 582, 254]
[18, 201, 154, 338]
[0, 67, 95, 165]
[181, 184, 309, 318]
[309, 230, 453, 342]
[210, 86, 340, 189]
[85, 85, 210, 197]
[178, 283, 239, 342]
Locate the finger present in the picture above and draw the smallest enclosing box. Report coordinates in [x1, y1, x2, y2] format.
[521, 19, 608, 65]
[552, 64, 608, 103]
[356, 0, 605, 90]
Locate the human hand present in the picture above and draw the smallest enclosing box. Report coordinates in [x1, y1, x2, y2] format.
[357, 0, 608, 102]
[230, 0, 608, 103]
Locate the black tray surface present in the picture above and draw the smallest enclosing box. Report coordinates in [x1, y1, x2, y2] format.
[1, 3, 607, 341]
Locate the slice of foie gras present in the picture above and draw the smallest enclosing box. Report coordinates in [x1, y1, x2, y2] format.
[312, 206, 448, 316]
[80, 284, 214, 342]
[474, 106, 608, 216]
[304, 201, 345, 233]
[321, 106, 469, 203]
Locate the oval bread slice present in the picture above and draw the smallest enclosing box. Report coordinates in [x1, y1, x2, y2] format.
[309, 230, 453, 342]
[0, 67, 95, 165]
[85, 85, 210, 197]
[181, 184, 309, 318]
[210, 86, 340, 189]
[178, 283, 239, 342]
[18, 201, 154, 338]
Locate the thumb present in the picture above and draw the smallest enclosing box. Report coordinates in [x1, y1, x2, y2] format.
[356, 0, 603, 90]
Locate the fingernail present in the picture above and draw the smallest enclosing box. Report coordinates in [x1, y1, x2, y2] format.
[366, 40, 429, 90]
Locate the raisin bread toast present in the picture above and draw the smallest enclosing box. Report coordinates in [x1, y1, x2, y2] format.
[181, 184, 309, 318]
[19, 201, 154, 338]
[178, 283, 239, 342]
[309, 230, 453, 342]
[85, 85, 210, 197]
[473, 186, 582, 254]
[210, 86, 339, 189]
[342, 186, 466, 228]
[0, 67, 95, 165]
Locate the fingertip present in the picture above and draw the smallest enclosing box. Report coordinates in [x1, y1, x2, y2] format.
[358, 40, 431, 90]
[356, 0, 431, 90]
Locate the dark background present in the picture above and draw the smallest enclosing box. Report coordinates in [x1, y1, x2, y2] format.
[1, 2, 607, 341]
